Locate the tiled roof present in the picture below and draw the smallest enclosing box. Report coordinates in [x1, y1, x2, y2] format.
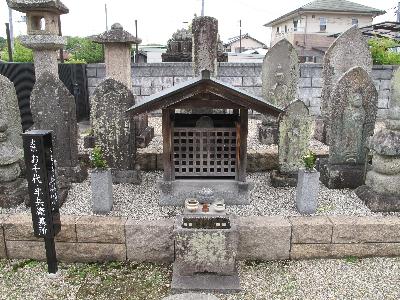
[265, 0, 385, 27]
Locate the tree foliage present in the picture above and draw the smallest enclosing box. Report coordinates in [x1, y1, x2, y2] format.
[66, 36, 103, 64]
[0, 37, 6, 51]
[368, 37, 400, 65]
[1, 38, 33, 62]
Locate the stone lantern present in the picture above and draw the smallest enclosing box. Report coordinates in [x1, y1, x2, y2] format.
[91, 23, 141, 90]
[6, 0, 68, 77]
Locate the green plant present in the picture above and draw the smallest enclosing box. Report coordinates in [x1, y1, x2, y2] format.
[90, 146, 108, 169]
[368, 37, 400, 65]
[302, 150, 317, 171]
[66, 36, 104, 64]
[345, 256, 359, 264]
[1, 38, 33, 62]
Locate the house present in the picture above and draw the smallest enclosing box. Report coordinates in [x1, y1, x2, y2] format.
[224, 33, 266, 53]
[264, 0, 385, 62]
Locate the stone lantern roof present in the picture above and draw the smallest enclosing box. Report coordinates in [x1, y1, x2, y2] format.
[6, 0, 69, 14]
[91, 23, 142, 45]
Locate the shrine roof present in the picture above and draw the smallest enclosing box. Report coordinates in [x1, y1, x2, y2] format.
[127, 70, 283, 117]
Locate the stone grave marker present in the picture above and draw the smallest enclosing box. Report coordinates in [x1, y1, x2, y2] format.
[90, 78, 140, 184]
[318, 25, 372, 143]
[320, 66, 378, 189]
[271, 100, 313, 187]
[356, 68, 400, 211]
[259, 39, 299, 145]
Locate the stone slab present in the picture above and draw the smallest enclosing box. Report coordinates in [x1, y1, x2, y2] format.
[6, 240, 126, 262]
[270, 170, 297, 188]
[289, 216, 333, 244]
[76, 216, 127, 243]
[329, 216, 400, 243]
[319, 160, 366, 189]
[171, 264, 241, 294]
[356, 185, 400, 212]
[159, 180, 250, 206]
[237, 216, 291, 261]
[125, 218, 174, 262]
[291, 243, 400, 260]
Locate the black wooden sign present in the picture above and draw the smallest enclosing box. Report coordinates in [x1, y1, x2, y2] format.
[22, 130, 60, 273]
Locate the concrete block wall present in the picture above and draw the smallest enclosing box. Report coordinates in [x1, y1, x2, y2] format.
[1, 214, 400, 262]
[86, 62, 395, 118]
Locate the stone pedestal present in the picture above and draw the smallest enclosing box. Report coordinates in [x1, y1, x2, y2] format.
[0, 178, 28, 208]
[171, 214, 240, 293]
[270, 170, 297, 187]
[356, 185, 400, 212]
[319, 159, 366, 189]
[91, 169, 113, 214]
[296, 169, 320, 214]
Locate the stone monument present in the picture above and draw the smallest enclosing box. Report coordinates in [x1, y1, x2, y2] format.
[0, 76, 28, 208]
[320, 66, 378, 189]
[317, 25, 373, 143]
[90, 78, 140, 184]
[162, 28, 193, 62]
[90, 23, 154, 149]
[192, 16, 218, 77]
[356, 68, 400, 212]
[271, 100, 313, 187]
[258, 39, 299, 145]
[7, 0, 85, 205]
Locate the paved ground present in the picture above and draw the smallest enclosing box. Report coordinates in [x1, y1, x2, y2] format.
[1, 257, 399, 300]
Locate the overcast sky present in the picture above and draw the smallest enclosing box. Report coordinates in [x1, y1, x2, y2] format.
[0, 0, 397, 45]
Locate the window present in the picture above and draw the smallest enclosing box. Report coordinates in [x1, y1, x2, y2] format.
[320, 17, 327, 31]
[352, 18, 359, 26]
[285, 25, 288, 33]
[276, 26, 280, 33]
[293, 20, 298, 31]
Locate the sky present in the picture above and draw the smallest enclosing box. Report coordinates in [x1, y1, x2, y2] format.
[0, 0, 398, 46]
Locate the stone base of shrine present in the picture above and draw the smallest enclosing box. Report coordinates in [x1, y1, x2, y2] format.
[270, 170, 298, 187]
[159, 179, 250, 206]
[356, 185, 400, 212]
[319, 160, 365, 189]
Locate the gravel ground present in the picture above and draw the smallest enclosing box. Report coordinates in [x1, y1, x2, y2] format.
[1, 257, 399, 300]
[2, 171, 398, 219]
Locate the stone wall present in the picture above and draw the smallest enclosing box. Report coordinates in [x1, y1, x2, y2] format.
[1, 213, 399, 262]
[87, 62, 395, 118]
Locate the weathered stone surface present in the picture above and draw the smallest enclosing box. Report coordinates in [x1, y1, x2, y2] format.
[330, 216, 400, 243]
[329, 67, 377, 165]
[261, 39, 299, 108]
[0, 215, 8, 258]
[291, 243, 400, 260]
[6, 241, 126, 262]
[57, 242, 126, 262]
[290, 216, 333, 244]
[356, 185, 400, 212]
[321, 26, 373, 142]
[91, 23, 141, 44]
[174, 215, 238, 276]
[192, 16, 218, 76]
[162, 294, 219, 300]
[55, 215, 78, 242]
[0, 75, 23, 149]
[76, 215, 126, 243]
[126, 218, 174, 262]
[295, 169, 320, 214]
[6, 0, 69, 14]
[320, 160, 366, 189]
[30, 71, 79, 169]
[237, 216, 291, 260]
[278, 100, 312, 174]
[90, 78, 136, 171]
[91, 169, 113, 214]
[257, 122, 278, 145]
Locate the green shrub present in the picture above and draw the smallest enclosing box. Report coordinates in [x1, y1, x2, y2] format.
[302, 150, 317, 171]
[368, 37, 400, 65]
[90, 146, 108, 169]
[66, 36, 104, 64]
[1, 38, 33, 62]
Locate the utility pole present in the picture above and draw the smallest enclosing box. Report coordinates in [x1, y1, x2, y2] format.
[397, 2, 400, 23]
[5, 23, 13, 61]
[58, 16, 64, 63]
[105, 3, 108, 30]
[8, 8, 14, 52]
[135, 20, 139, 63]
[239, 20, 242, 53]
[201, 0, 205, 16]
